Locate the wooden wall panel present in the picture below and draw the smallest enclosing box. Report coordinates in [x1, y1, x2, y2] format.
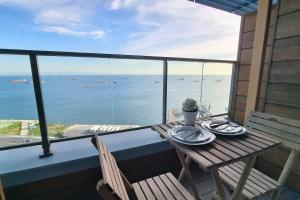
[233, 0, 300, 192]
[265, 104, 300, 120]
[240, 49, 252, 65]
[244, 14, 257, 32]
[276, 11, 300, 39]
[234, 110, 245, 125]
[267, 84, 300, 108]
[236, 81, 249, 96]
[273, 36, 300, 61]
[262, 0, 300, 192]
[238, 65, 250, 81]
[232, 7, 277, 124]
[279, 0, 300, 15]
[242, 31, 255, 49]
[235, 95, 247, 111]
[269, 61, 300, 84]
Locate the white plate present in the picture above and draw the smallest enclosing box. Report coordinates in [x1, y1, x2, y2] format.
[169, 126, 211, 143]
[168, 126, 216, 145]
[202, 121, 247, 136]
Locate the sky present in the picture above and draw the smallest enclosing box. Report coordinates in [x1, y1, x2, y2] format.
[0, 0, 241, 75]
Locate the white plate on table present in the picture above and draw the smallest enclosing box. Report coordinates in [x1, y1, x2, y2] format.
[202, 120, 247, 136]
[168, 126, 216, 145]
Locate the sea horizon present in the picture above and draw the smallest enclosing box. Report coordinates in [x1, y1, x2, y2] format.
[0, 74, 231, 126]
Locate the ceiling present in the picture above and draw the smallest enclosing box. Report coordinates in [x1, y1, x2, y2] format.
[188, 0, 276, 15]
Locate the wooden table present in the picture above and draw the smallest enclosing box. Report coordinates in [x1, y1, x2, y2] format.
[151, 119, 281, 200]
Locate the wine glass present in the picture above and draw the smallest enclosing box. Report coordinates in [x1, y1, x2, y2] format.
[199, 102, 211, 122]
[168, 106, 183, 127]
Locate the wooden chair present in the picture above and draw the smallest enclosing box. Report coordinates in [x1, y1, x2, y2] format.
[91, 136, 196, 200]
[0, 178, 5, 200]
[219, 111, 300, 199]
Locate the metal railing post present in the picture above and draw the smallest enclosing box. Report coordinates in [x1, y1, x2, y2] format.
[29, 54, 52, 157]
[162, 60, 168, 123]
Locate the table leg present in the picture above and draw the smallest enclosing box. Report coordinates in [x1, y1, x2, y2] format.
[176, 148, 201, 200]
[178, 156, 192, 182]
[231, 155, 257, 200]
[211, 169, 227, 200]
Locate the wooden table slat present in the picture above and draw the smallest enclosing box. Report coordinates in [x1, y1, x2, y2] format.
[212, 139, 248, 157]
[152, 125, 214, 169]
[209, 142, 240, 159]
[151, 120, 280, 171]
[218, 138, 255, 154]
[232, 138, 263, 151]
[246, 134, 275, 146]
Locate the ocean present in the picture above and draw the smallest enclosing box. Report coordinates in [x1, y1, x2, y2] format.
[0, 75, 231, 126]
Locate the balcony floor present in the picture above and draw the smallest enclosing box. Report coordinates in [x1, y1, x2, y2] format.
[80, 165, 300, 200]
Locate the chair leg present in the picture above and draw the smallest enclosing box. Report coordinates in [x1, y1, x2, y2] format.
[96, 179, 117, 200]
[0, 178, 5, 200]
[278, 150, 298, 185]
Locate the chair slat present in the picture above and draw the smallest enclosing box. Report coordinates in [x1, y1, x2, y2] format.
[235, 162, 280, 187]
[159, 174, 186, 200]
[250, 111, 300, 129]
[132, 183, 147, 200]
[146, 178, 166, 200]
[223, 165, 267, 194]
[248, 115, 300, 137]
[219, 167, 261, 197]
[138, 181, 156, 200]
[227, 164, 272, 193]
[166, 173, 195, 200]
[219, 170, 255, 199]
[105, 147, 128, 200]
[246, 121, 300, 144]
[152, 176, 176, 200]
[94, 136, 129, 200]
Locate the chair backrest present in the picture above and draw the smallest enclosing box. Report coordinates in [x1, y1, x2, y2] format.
[0, 178, 5, 200]
[245, 111, 300, 151]
[92, 136, 129, 200]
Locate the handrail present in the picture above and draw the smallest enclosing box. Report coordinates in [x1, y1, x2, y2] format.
[0, 48, 237, 64]
[0, 48, 236, 156]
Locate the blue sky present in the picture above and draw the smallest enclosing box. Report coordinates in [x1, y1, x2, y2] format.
[0, 0, 241, 75]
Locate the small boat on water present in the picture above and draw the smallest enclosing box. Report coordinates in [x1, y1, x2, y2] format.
[154, 81, 160, 83]
[193, 80, 199, 83]
[72, 78, 80, 80]
[178, 77, 184, 80]
[113, 81, 118, 84]
[84, 84, 94, 88]
[11, 79, 30, 84]
[97, 81, 107, 84]
[216, 79, 222, 82]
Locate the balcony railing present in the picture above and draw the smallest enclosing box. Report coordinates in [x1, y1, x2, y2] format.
[0, 48, 237, 157]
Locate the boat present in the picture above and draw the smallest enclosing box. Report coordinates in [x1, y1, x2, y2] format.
[84, 84, 94, 88]
[216, 79, 222, 82]
[72, 78, 80, 80]
[11, 79, 30, 84]
[178, 77, 184, 80]
[193, 80, 199, 83]
[113, 81, 118, 84]
[97, 81, 107, 84]
[154, 81, 160, 83]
